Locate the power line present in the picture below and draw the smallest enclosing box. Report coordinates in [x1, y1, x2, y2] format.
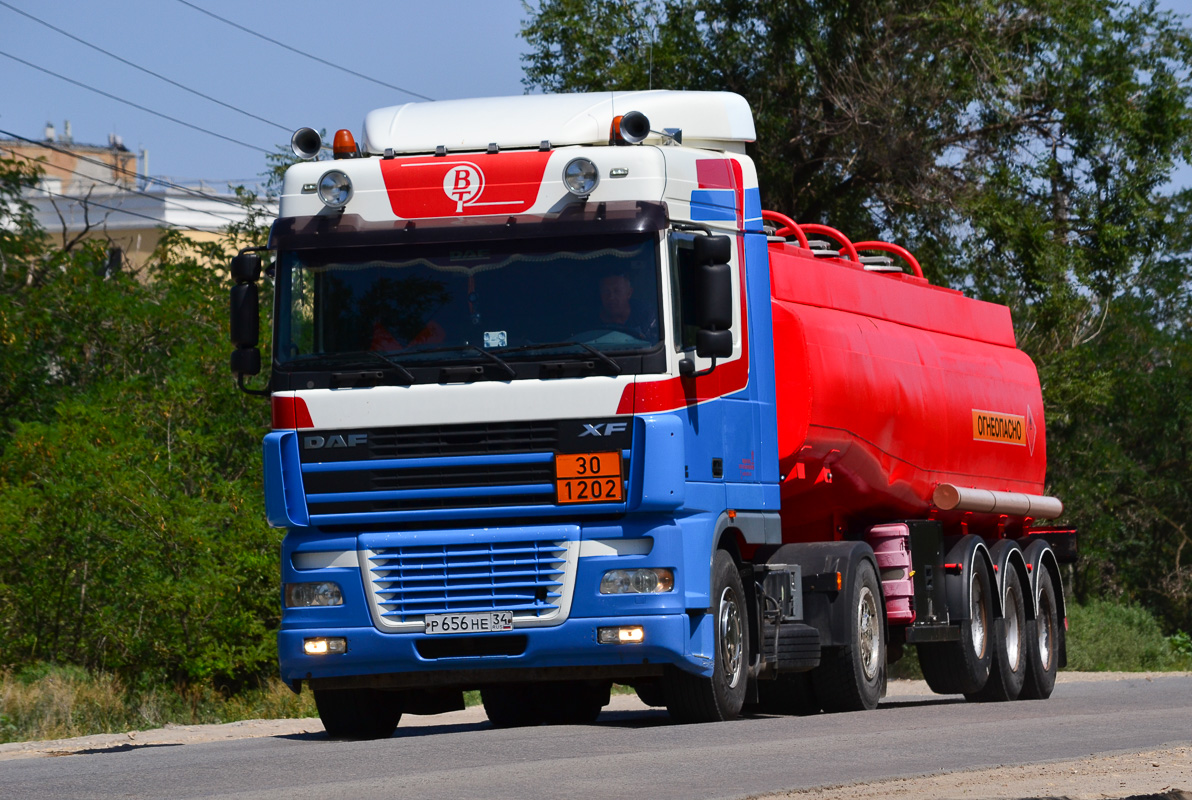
[0, 49, 272, 154]
[4, 147, 268, 226]
[25, 182, 211, 234]
[0, 127, 266, 210]
[172, 0, 434, 102]
[0, 0, 292, 134]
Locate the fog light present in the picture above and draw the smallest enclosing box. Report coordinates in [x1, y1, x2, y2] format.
[286, 582, 344, 607]
[563, 157, 599, 196]
[598, 626, 645, 644]
[600, 568, 674, 594]
[303, 637, 346, 655]
[317, 170, 352, 207]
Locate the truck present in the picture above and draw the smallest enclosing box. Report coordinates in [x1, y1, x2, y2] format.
[228, 91, 1077, 738]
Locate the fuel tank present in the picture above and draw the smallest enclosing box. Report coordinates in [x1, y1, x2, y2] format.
[768, 243, 1047, 541]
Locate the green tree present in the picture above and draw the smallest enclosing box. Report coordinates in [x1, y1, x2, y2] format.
[0, 158, 277, 685]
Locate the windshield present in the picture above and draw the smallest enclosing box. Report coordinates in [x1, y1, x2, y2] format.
[275, 234, 662, 371]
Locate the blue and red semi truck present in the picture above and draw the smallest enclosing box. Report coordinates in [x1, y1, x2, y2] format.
[228, 91, 1076, 737]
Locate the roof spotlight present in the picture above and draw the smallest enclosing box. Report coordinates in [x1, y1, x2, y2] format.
[563, 158, 599, 196]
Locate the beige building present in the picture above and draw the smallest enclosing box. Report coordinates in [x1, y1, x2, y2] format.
[1, 123, 273, 268]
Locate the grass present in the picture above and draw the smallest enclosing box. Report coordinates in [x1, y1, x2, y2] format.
[0, 664, 317, 745]
[3, 601, 1188, 744]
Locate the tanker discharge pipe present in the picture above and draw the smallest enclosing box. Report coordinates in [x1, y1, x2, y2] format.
[932, 484, 1063, 520]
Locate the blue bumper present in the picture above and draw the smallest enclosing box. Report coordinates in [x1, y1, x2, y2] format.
[277, 518, 718, 686]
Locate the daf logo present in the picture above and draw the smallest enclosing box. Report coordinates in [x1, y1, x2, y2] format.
[303, 434, 368, 449]
[579, 422, 628, 437]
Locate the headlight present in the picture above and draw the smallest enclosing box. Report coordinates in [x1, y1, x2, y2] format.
[600, 568, 674, 594]
[563, 157, 599, 196]
[285, 582, 344, 607]
[317, 170, 352, 207]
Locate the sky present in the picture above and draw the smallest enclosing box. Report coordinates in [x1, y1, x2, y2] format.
[1, 0, 1190, 191]
[0, 0, 529, 187]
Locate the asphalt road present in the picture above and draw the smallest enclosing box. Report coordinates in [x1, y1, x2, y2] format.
[3, 675, 1190, 800]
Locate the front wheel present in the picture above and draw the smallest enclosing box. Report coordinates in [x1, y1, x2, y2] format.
[313, 688, 402, 740]
[664, 550, 749, 723]
[812, 558, 885, 712]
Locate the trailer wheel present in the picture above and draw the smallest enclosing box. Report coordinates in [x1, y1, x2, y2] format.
[1020, 562, 1059, 700]
[812, 558, 885, 712]
[481, 683, 545, 728]
[919, 555, 993, 695]
[313, 688, 402, 740]
[664, 550, 749, 723]
[539, 680, 611, 725]
[756, 671, 821, 716]
[969, 565, 1027, 702]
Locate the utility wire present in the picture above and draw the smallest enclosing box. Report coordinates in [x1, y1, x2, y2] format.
[0, 127, 266, 210]
[172, 0, 434, 101]
[0, 0, 292, 133]
[25, 182, 211, 234]
[0, 49, 272, 154]
[4, 148, 268, 225]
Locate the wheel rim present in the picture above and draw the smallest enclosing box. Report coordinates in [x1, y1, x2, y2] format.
[718, 586, 744, 689]
[970, 571, 988, 659]
[1037, 585, 1054, 670]
[1004, 585, 1021, 671]
[857, 584, 881, 681]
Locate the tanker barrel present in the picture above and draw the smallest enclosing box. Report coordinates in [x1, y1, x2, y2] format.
[933, 484, 1064, 520]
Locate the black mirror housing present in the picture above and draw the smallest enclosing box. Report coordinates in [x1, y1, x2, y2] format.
[694, 262, 733, 330]
[230, 283, 260, 348]
[693, 234, 732, 265]
[231, 253, 262, 284]
[696, 329, 733, 358]
[230, 347, 261, 377]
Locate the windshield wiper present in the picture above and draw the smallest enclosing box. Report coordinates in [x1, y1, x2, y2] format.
[463, 344, 517, 379]
[504, 341, 622, 376]
[361, 350, 416, 384]
[286, 351, 415, 384]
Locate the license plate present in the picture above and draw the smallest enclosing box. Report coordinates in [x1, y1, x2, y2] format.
[424, 611, 514, 635]
[556, 451, 624, 504]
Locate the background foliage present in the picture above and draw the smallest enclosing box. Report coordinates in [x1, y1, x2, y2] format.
[0, 155, 276, 686]
[524, 0, 1192, 633]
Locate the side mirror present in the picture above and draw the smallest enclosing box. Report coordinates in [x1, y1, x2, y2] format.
[231, 252, 262, 283]
[230, 283, 260, 348]
[692, 234, 732, 266]
[693, 243, 733, 359]
[230, 347, 261, 377]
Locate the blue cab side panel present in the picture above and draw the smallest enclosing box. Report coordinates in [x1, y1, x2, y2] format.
[263, 431, 308, 528]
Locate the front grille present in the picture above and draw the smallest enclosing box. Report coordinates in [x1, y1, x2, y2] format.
[366, 539, 569, 627]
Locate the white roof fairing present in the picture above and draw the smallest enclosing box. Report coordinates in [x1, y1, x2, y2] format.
[361, 91, 756, 155]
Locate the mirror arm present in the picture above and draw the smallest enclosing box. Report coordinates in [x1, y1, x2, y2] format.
[237, 372, 272, 398]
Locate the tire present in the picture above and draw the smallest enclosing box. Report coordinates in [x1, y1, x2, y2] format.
[919, 555, 993, 695]
[481, 683, 544, 728]
[1020, 562, 1060, 700]
[538, 680, 611, 725]
[313, 688, 402, 740]
[755, 671, 821, 716]
[811, 558, 885, 712]
[969, 565, 1027, 702]
[664, 550, 750, 723]
[632, 680, 666, 708]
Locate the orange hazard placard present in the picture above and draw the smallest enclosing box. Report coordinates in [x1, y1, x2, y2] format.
[555, 452, 623, 504]
[972, 410, 1026, 446]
